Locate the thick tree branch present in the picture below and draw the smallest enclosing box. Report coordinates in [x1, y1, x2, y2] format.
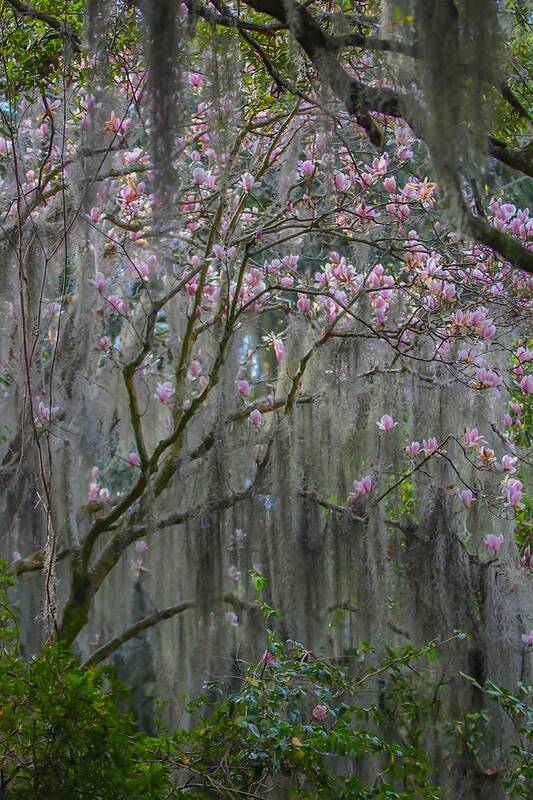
[82, 592, 263, 668]
[82, 601, 196, 668]
[465, 211, 533, 274]
[59, 437, 273, 646]
[330, 33, 416, 57]
[488, 138, 533, 179]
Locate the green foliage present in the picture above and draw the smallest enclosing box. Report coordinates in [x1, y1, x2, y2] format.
[458, 674, 533, 798]
[1, 565, 530, 798]
[0, 1, 84, 98]
[0, 563, 170, 799]
[170, 634, 453, 799]
[491, 1, 533, 145]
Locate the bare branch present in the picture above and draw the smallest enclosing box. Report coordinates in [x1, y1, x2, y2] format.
[299, 490, 367, 522]
[82, 601, 196, 668]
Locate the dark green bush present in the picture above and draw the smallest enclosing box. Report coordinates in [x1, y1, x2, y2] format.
[1, 564, 530, 798]
[0, 565, 170, 799]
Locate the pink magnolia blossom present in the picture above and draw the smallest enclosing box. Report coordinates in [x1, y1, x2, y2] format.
[519, 375, 533, 394]
[107, 294, 125, 314]
[383, 176, 397, 193]
[241, 172, 255, 191]
[521, 630, 533, 646]
[405, 441, 421, 458]
[187, 359, 202, 380]
[458, 489, 475, 508]
[520, 545, 532, 570]
[299, 159, 315, 178]
[154, 382, 174, 403]
[88, 482, 99, 500]
[479, 446, 497, 466]
[475, 368, 501, 389]
[297, 295, 312, 313]
[192, 166, 207, 186]
[484, 534, 504, 551]
[225, 610, 239, 626]
[95, 272, 108, 292]
[238, 379, 251, 397]
[352, 474, 373, 496]
[189, 71, 204, 88]
[99, 487, 110, 502]
[99, 336, 111, 352]
[127, 451, 141, 467]
[376, 414, 397, 432]
[334, 172, 349, 191]
[516, 346, 533, 363]
[250, 408, 262, 430]
[465, 428, 485, 448]
[504, 478, 523, 508]
[37, 401, 59, 421]
[312, 704, 328, 720]
[422, 437, 439, 454]
[500, 455, 517, 473]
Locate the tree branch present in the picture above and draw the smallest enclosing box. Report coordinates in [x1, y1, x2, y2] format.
[5, 0, 81, 52]
[82, 601, 196, 668]
[330, 32, 416, 57]
[299, 490, 367, 522]
[488, 138, 533, 179]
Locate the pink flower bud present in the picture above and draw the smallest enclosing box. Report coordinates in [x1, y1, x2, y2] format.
[238, 379, 251, 397]
[273, 339, 285, 363]
[250, 409, 262, 430]
[520, 375, 533, 394]
[241, 172, 255, 191]
[312, 704, 328, 720]
[299, 159, 315, 178]
[458, 489, 475, 508]
[107, 294, 125, 314]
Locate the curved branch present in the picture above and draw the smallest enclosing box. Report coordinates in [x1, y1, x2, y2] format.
[83, 592, 263, 668]
[82, 601, 196, 668]
[488, 138, 533, 179]
[465, 211, 533, 274]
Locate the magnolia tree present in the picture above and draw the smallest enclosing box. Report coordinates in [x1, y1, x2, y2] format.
[0, 0, 531, 672]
